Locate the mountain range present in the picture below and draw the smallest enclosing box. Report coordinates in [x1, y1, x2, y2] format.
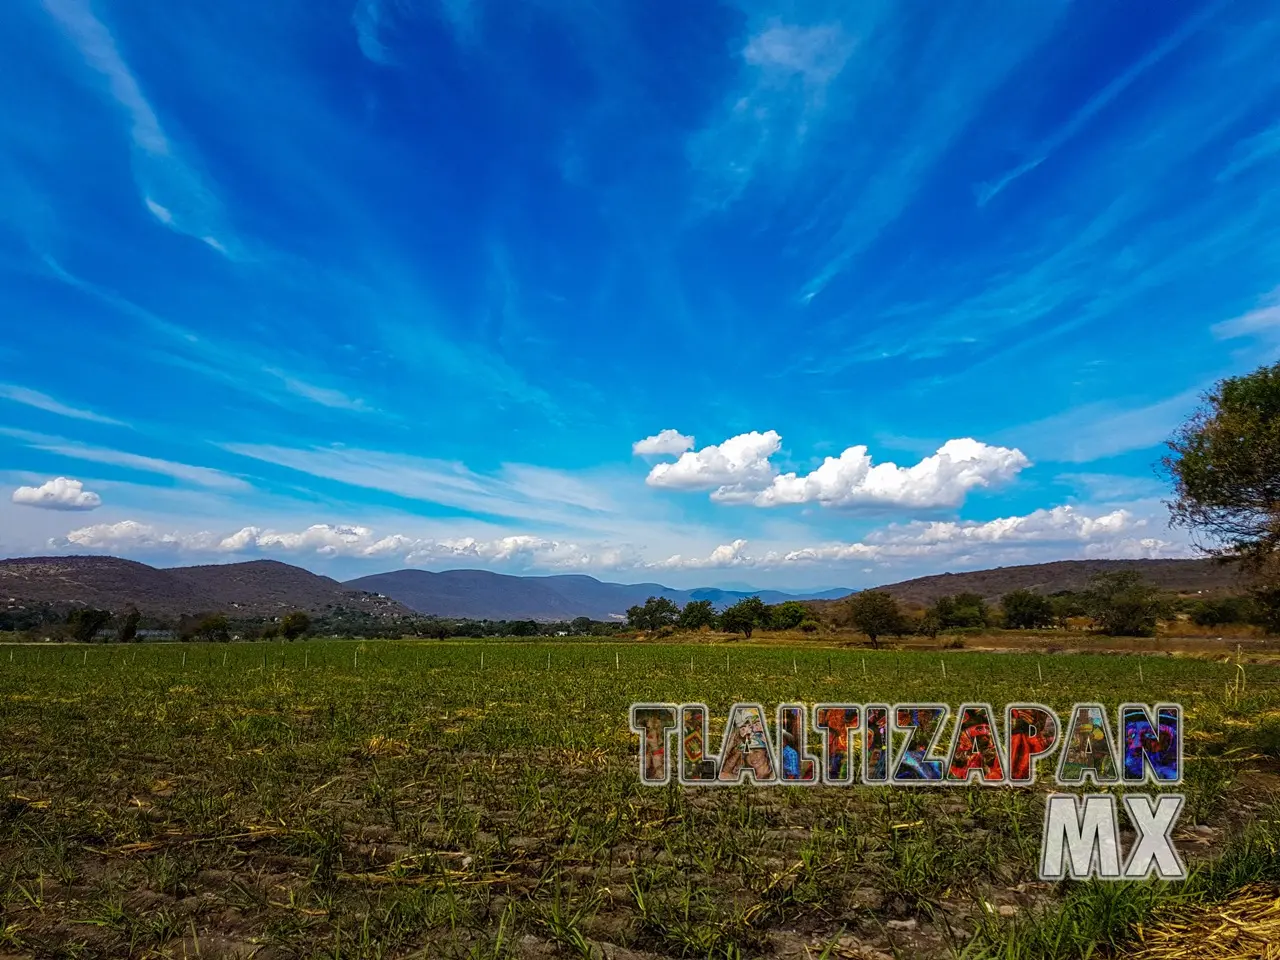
[344, 569, 852, 621]
[0, 554, 1245, 623]
[0, 556, 410, 619]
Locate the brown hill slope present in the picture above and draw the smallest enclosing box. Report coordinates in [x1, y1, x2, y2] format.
[0, 557, 209, 614]
[860, 557, 1243, 606]
[0, 556, 410, 619]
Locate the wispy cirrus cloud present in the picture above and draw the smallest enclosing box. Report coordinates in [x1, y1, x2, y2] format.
[219, 442, 623, 527]
[1, 428, 250, 491]
[1000, 388, 1204, 463]
[975, 0, 1226, 205]
[0, 384, 125, 426]
[40, 0, 234, 255]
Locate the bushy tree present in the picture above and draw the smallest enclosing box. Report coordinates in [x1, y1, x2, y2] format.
[846, 591, 902, 649]
[678, 599, 718, 631]
[66, 607, 112, 643]
[929, 593, 990, 629]
[1001, 589, 1055, 629]
[626, 596, 681, 631]
[1165, 363, 1280, 566]
[1189, 595, 1255, 627]
[115, 605, 141, 643]
[1165, 364, 1280, 629]
[1083, 571, 1165, 637]
[720, 596, 768, 638]
[768, 600, 808, 630]
[280, 611, 311, 641]
[1049, 591, 1087, 628]
[195, 614, 231, 643]
[570, 617, 594, 635]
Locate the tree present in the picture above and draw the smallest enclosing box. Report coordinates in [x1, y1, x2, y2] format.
[1001, 589, 1055, 630]
[625, 596, 681, 632]
[570, 617, 594, 635]
[846, 591, 902, 649]
[280, 611, 311, 641]
[1189, 596, 1255, 627]
[507, 620, 539, 637]
[1049, 591, 1087, 629]
[929, 593, 989, 629]
[720, 596, 768, 638]
[195, 614, 231, 643]
[115, 605, 142, 643]
[768, 600, 808, 630]
[1083, 571, 1165, 637]
[678, 599, 718, 631]
[918, 609, 941, 639]
[1166, 363, 1280, 569]
[66, 608, 112, 643]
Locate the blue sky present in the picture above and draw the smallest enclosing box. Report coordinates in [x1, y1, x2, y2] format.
[3, 0, 1280, 589]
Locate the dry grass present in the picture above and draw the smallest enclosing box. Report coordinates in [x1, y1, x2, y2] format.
[1130, 885, 1280, 959]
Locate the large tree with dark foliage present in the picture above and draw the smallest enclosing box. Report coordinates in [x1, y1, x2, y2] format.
[1165, 363, 1280, 627]
[626, 596, 680, 631]
[1001, 589, 1055, 629]
[1166, 363, 1280, 567]
[1083, 571, 1165, 637]
[66, 607, 112, 643]
[720, 596, 768, 638]
[115, 605, 141, 643]
[677, 599, 718, 631]
[846, 591, 902, 649]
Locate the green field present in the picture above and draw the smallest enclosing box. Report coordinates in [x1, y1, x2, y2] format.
[1, 640, 1278, 959]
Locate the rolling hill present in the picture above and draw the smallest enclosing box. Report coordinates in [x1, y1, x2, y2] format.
[848, 557, 1243, 607]
[0, 556, 411, 619]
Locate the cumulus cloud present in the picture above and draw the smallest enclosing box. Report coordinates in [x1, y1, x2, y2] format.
[632, 429, 695, 456]
[646, 431, 782, 492]
[644, 432, 1029, 510]
[52, 520, 220, 552]
[47, 503, 1186, 573]
[11, 477, 102, 511]
[47, 520, 639, 571]
[644, 505, 1185, 570]
[745, 438, 1029, 508]
[651, 539, 758, 570]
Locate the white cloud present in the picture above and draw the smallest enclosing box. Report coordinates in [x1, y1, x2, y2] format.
[632, 429, 695, 457]
[744, 438, 1029, 508]
[48, 518, 638, 571]
[262, 368, 370, 411]
[2, 430, 250, 491]
[11, 477, 102, 511]
[42, 0, 232, 254]
[689, 20, 856, 207]
[0, 384, 124, 426]
[646, 505, 1185, 571]
[645, 432, 1028, 510]
[52, 520, 221, 552]
[1001, 388, 1203, 463]
[646, 430, 782, 492]
[43, 501, 1189, 575]
[1083, 537, 1183, 560]
[221, 443, 621, 528]
[651, 539, 758, 570]
[1212, 291, 1280, 340]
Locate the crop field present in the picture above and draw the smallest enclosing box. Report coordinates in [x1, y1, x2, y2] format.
[1, 640, 1278, 960]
